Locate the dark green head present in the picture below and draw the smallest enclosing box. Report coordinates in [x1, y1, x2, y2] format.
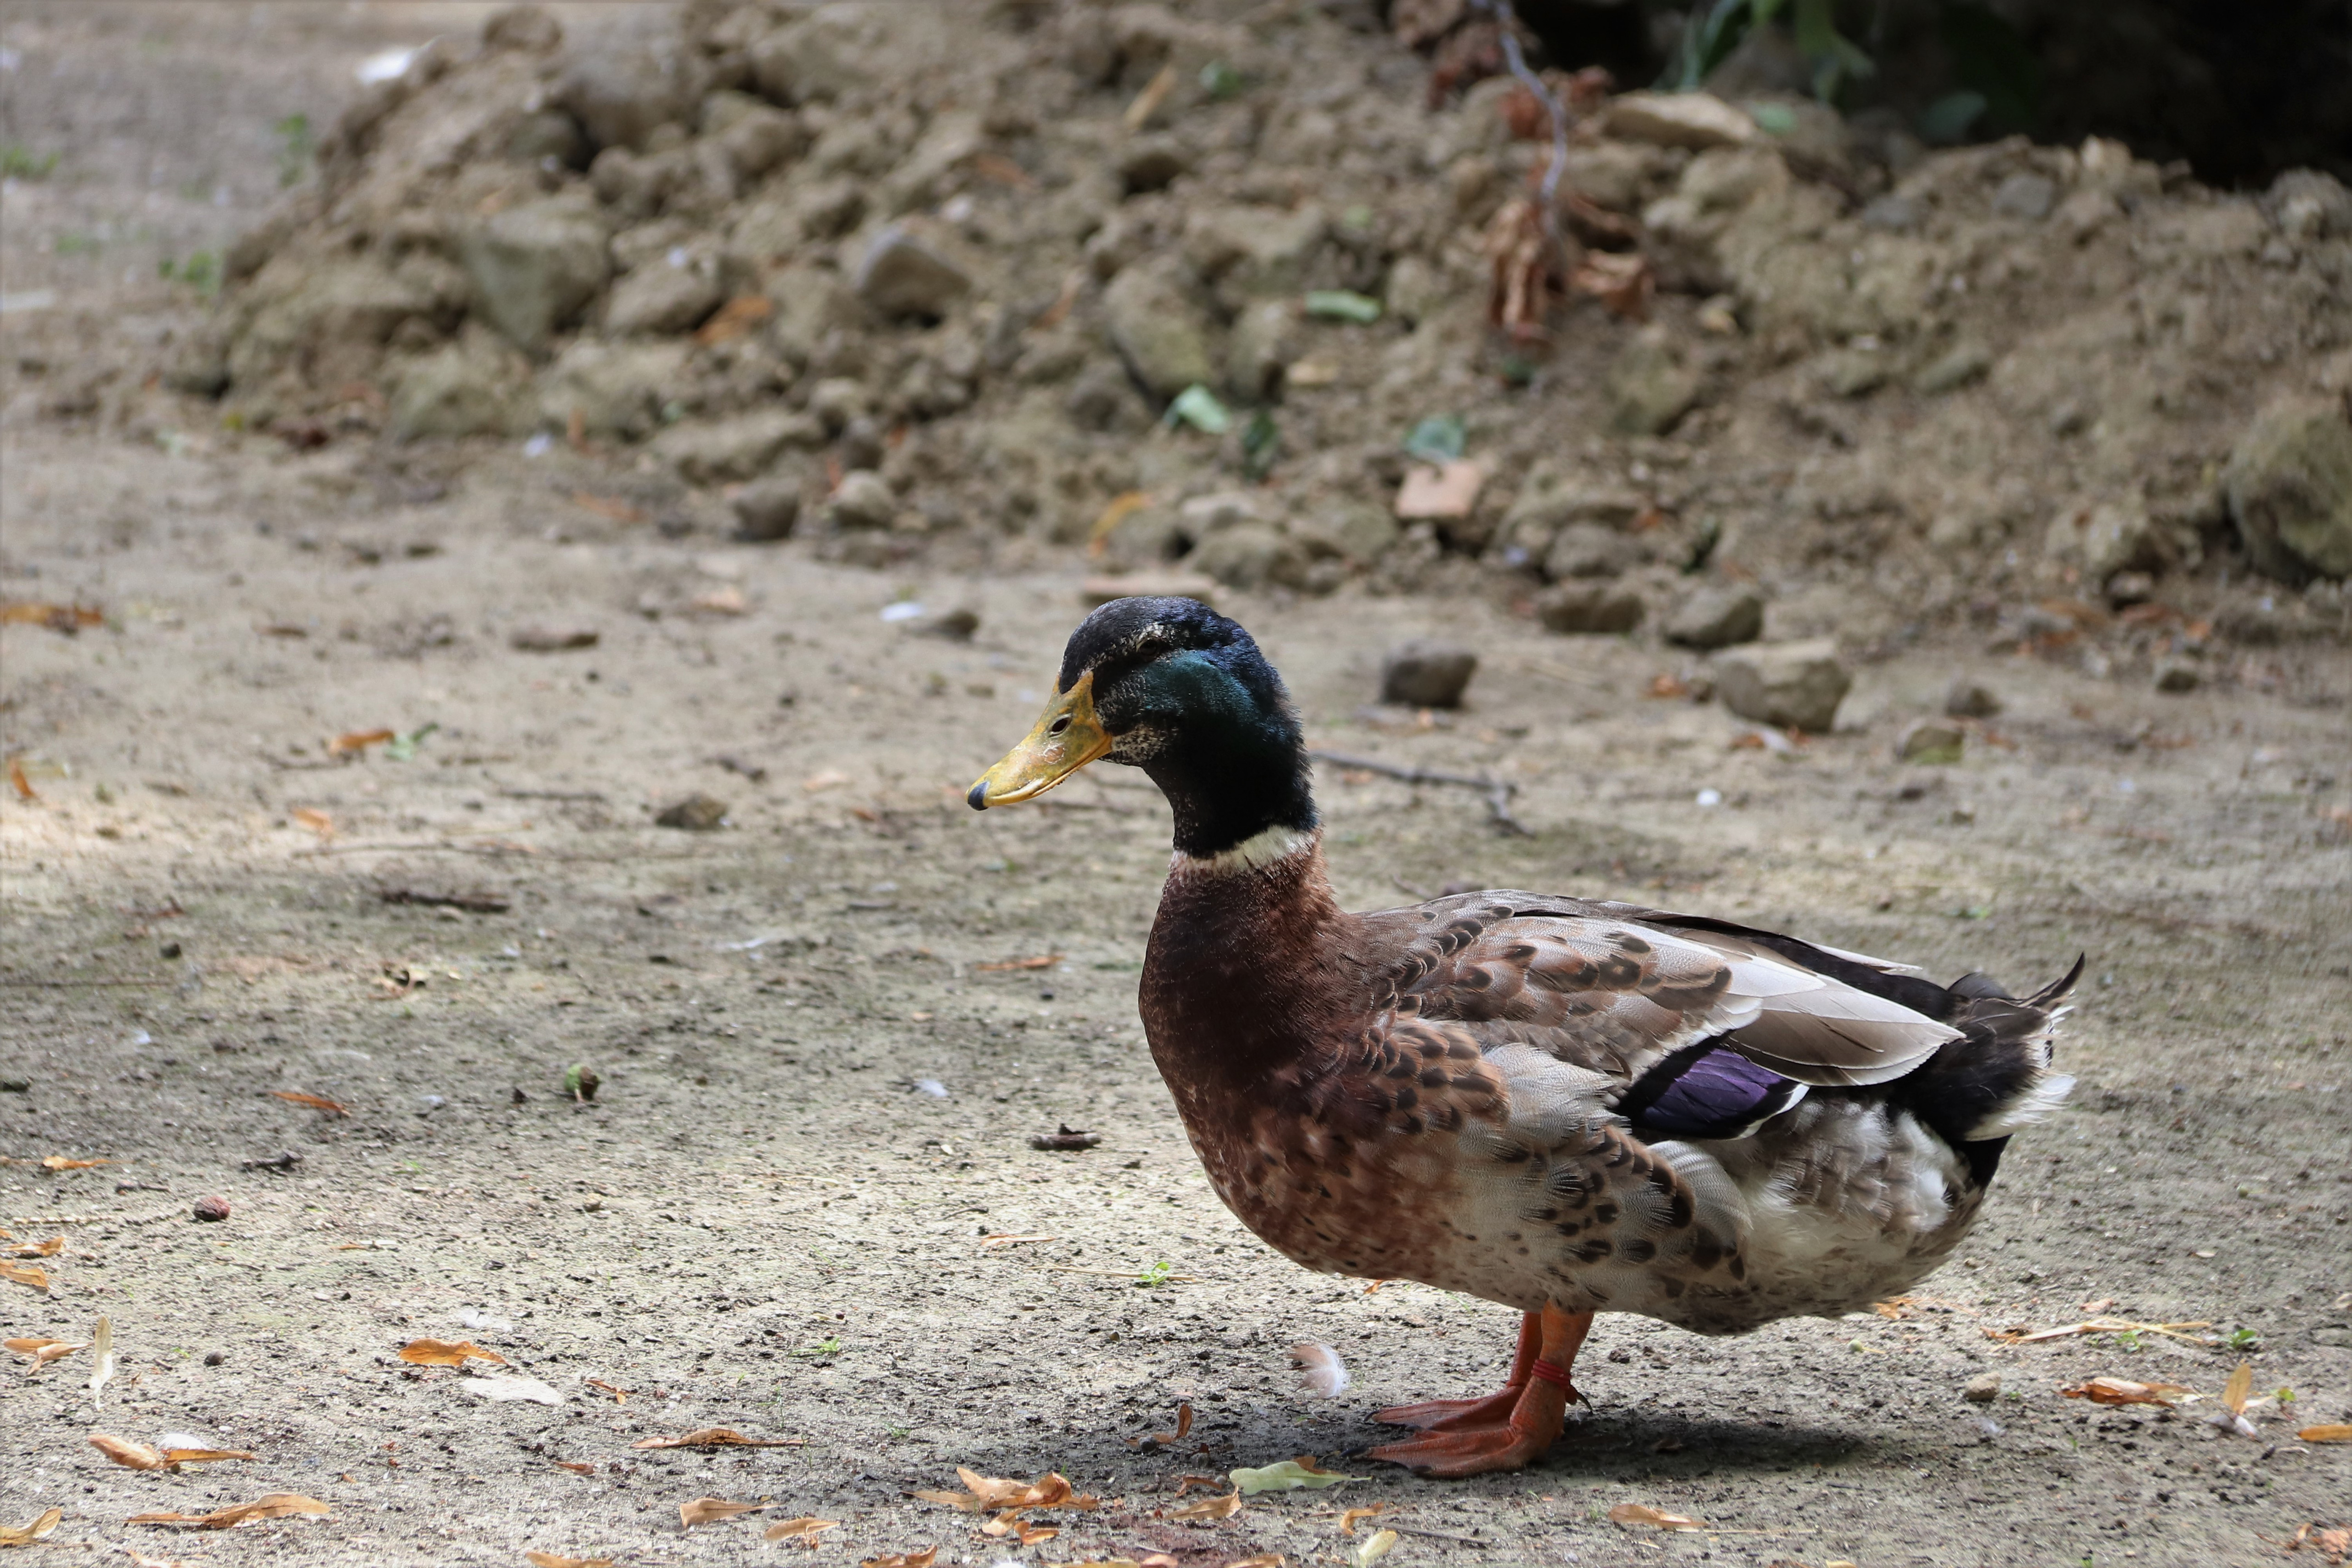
[967, 597, 1317, 858]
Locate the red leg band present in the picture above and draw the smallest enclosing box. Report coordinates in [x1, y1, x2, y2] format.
[1529, 1359, 1572, 1390]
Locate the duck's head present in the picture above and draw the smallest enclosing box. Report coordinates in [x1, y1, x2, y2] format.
[967, 596, 1317, 860]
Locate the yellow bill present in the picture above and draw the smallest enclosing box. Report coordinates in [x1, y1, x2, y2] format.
[968, 672, 1112, 809]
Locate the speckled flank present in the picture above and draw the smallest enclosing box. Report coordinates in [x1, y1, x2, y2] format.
[1139, 835, 2070, 1339]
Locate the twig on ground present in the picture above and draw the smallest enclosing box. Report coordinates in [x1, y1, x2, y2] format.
[1310, 750, 1530, 836]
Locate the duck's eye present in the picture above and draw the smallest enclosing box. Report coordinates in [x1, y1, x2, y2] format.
[1048, 715, 1072, 736]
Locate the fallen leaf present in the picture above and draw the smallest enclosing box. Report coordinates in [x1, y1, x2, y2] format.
[1607, 1504, 1704, 1531]
[399, 1338, 508, 1367]
[327, 729, 395, 757]
[0, 1507, 62, 1546]
[2223, 1359, 2253, 1416]
[6, 758, 34, 799]
[92, 1434, 169, 1470]
[552, 1461, 595, 1475]
[916, 1470, 1085, 1513]
[462, 1372, 562, 1405]
[512, 624, 604, 650]
[1, 601, 102, 633]
[766, 1517, 843, 1547]
[974, 954, 1062, 972]
[42, 1155, 112, 1169]
[689, 586, 748, 617]
[1087, 491, 1152, 556]
[1226, 1558, 1284, 1568]
[2061, 1377, 2192, 1407]
[693, 293, 774, 348]
[116, 1548, 195, 1568]
[978, 1233, 1057, 1248]
[2298, 1424, 2352, 1442]
[803, 769, 850, 792]
[679, 1497, 766, 1528]
[1012, 1523, 1060, 1546]
[1291, 1342, 1351, 1398]
[1231, 1460, 1358, 1495]
[526, 1554, 615, 1568]
[1990, 1316, 2215, 1347]
[1647, 673, 1691, 700]
[1339, 1504, 1386, 1535]
[5, 1236, 62, 1257]
[1351, 1528, 1398, 1568]
[1122, 60, 1176, 130]
[632, 1427, 803, 1449]
[290, 807, 335, 838]
[271, 1091, 350, 1116]
[584, 1378, 631, 1404]
[130, 1493, 329, 1529]
[6, 1336, 84, 1370]
[1567, 249, 1654, 321]
[1167, 1491, 1242, 1522]
[0, 1262, 50, 1291]
[861, 1551, 939, 1568]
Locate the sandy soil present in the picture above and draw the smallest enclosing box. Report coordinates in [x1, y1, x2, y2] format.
[3, 6, 2351, 1568]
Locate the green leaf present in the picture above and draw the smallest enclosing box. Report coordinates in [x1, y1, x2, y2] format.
[1229, 1460, 1361, 1495]
[1401, 414, 1465, 464]
[1164, 384, 1232, 435]
[1198, 60, 1244, 100]
[1917, 91, 1987, 145]
[1241, 411, 1280, 480]
[384, 721, 439, 762]
[1305, 289, 1382, 325]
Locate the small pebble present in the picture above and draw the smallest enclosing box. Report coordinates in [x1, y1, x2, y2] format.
[193, 1194, 232, 1223]
[1962, 1372, 2001, 1403]
[203, 1350, 227, 1366]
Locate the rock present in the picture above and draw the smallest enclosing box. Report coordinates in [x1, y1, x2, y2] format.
[1080, 572, 1217, 607]
[655, 793, 728, 831]
[1664, 587, 1764, 650]
[557, 45, 695, 153]
[1944, 679, 2002, 719]
[1537, 582, 1645, 634]
[1395, 460, 1487, 522]
[1604, 91, 1758, 149]
[1913, 339, 1993, 394]
[1097, 500, 1186, 570]
[710, 97, 806, 181]
[1962, 1373, 2001, 1404]
[825, 469, 898, 530]
[1226, 299, 1297, 401]
[914, 607, 980, 641]
[458, 198, 611, 353]
[508, 108, 586, 167]
[1189, 523, 1306, 592]
[1544, 522, 1641, 580]
[1990, 171, 2057, 221]
[731, 474, 802, 541]
[2153, 659, 2202, 693]
[1184, 203, 1328, 306]
[535, 339, 690, 440]
[1714, 639, 1851, 732]
[1899, 720, 1966, 764]
[1381, 639, 1478, 709]
[837, 415, 884, 472]
[388, 332, 524, 440]
[1290, 499, 1400, 565]
[1065, 361, 1149, 432]
[482, 4, 563, 52]
[1860, 194, 1920, 232]
[1117, 134, 1191, 193]
[748, 6, 889, 104]
[2225, 395, 2352, 583]
[2045, 501, 2170, 581]
[193, 1195, 232, 1223]
[652, 408, 822, 484]
[1817, 346, 1888, 398]
[808, 376, 868, 432]
[1102, 262, 1216, 400]
[2267, 170, 2352, 242]
[854, 225, 972, 320]
[223, 256, 441, 392]
[1607, 328, 1701, 435]
[1501, 469, 1646, 555]
[1382, 254, 1447, 326]
[510, 627, 598, 652]
[604, 250, 725, 335]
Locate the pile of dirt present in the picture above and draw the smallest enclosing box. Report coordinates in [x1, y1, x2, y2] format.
[164, 0, 2351, 666]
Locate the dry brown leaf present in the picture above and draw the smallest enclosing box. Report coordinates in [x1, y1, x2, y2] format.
[1607, 1504, 1704, 1531]
[1226, 1557, 1285, 1568]
[42, 1155, 111, 1170]
[7, 1336, 83, 1369]
[163, 1448, 257, 1466]
[2223, 1359, 2253, 1416]
[526, 1554, 616, 1568]
[117, 1548, 195, 1568]
[2061, 1377, 2192, 1407]
[6, 758, 34, 800]
[552, 1461, 596, 1475]
[978, 1233, 1057, 1248]
[1567, 248, 1654, 321]
[0, 1507, 62, 1546]
[1086, 491, 1152, 556]
[0, 1262, 49, 1291]
[398, 1338, 507, 1367]
[271, 1090, 349, 1115]
[1141, 1557, 1178, 1568]
[632, 1427, 802, 1449]
[92, 1434, 170, 1470]
[973, 954, 1063, 972]
[678, 1497, 764, 1528]
[6, 1236, 62, 1258]
[1121, 62, 1176, 131]
[2, 601, 102, 632]
[1340, 1504, 1387, 1535]
[327, 729, 395, 757]
[290, 807, 335, 838]
[2298, 1424, 2352, 1443]
[1167, 1491, 1242, 1523]
[861, 1551, 939, 1568]
[130, 1493, 328, 1529]
[1992, 1316, 2214, 1346]
[766, 1517, 843, 1547]
[568, 492, 645, 525]
[693, 293, 774, 348]
[585, 1378, 631, 1404]
[1013, 1523, 1060, 1546]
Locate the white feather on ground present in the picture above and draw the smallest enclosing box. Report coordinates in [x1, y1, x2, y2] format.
[1291, 1342, 1351, 1398]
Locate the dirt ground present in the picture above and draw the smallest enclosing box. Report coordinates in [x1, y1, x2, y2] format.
[4, 6, 2352, 1568]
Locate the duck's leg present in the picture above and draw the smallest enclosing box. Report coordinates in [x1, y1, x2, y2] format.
[1372, 1312, 1538, 1431]
[1367, 1305, 1593, 1477]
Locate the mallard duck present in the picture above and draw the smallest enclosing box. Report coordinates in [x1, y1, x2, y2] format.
[968, 597, 2079, 1477]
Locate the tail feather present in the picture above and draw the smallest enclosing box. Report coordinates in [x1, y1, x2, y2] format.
[1893, 956, 2083, 1181]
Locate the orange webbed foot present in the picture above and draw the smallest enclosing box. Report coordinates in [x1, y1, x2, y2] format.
[1368, 1417, 1559, 1477]
[1367, 1305, 1591, 1478]
[1372, 1387, 1524, 1432]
